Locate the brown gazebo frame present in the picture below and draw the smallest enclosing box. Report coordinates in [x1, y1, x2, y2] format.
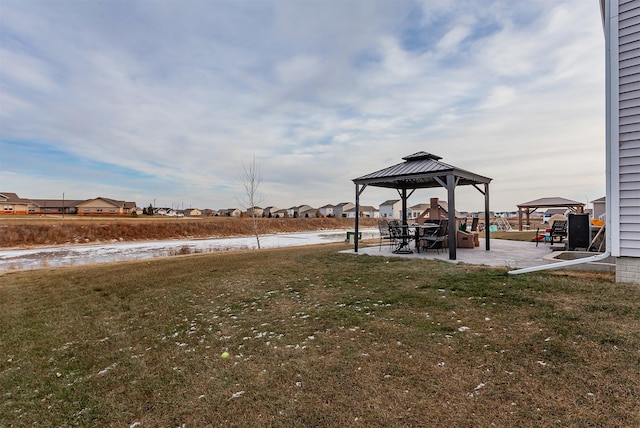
[352, 152, 493, 260]
[516, 197, 585, 231]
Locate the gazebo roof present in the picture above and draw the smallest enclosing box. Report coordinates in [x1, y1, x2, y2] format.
[352, 151, 492, 189]
[517, 197, 585, 208]
[516, 197, 585, 231]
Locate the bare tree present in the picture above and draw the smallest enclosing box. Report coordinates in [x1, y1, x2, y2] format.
[239, 156, 263, 249]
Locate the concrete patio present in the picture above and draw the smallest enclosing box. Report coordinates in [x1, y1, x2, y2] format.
[343, 238, 555, 270]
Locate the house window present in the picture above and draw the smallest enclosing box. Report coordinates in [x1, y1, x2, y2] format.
[83, 208, 90, 212]
[109, 209, 116, 213]
[96, 209, 103, 213]
[3, 206, 12, 211]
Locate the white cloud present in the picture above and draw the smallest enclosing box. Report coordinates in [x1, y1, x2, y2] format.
[436, 20, 474, 53]
[0, 0, 606, 211]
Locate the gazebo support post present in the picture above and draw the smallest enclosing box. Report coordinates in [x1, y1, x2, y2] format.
[518, 208, 523, 231]
[401, 188, 408, 228]
[447, 174, 457, 260]
[398, 187, 412, 253]
[484, 183, 490, 251]
[354, 183, 367, 253]
[354, 183, 360, 253]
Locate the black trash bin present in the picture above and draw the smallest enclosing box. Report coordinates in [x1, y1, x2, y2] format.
[568, 213, 590, 250]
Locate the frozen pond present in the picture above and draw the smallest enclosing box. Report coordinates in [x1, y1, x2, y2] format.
[0, 229, 378, 271]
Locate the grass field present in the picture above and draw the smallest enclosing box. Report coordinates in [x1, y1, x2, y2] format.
[0, 216, 378, 248]
[0, 214, 540, 249]
[1, 243, 637, 427]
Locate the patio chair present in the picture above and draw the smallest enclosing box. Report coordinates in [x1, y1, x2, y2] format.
[549, 219, 567, 244]
[387, 220, 403, 250]
[421, 219, 448, 253]
[470, 216, 479, 232]
[378, 219, 392, 250]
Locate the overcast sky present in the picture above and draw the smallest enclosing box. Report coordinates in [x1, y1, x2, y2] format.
[1, 0, 605, 212]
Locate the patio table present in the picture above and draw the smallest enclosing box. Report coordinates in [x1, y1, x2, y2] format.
[392, 224, 416, 254]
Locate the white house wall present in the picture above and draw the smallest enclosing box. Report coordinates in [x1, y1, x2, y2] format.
[617, 0, 640, 257]
[379, 201, 402, 219]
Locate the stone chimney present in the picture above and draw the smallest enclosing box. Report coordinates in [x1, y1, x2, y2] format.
[429, 197, 440, 219]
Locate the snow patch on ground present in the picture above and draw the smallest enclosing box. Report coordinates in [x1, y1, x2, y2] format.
[0, 229, 378, 271]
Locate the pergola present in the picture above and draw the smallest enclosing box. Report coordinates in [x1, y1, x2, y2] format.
[516, 197, 585, 231]
[352, 152, 493, 260]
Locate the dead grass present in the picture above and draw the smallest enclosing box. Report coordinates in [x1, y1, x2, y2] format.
[1, 244, 637, 426]
[0, 216, 378, 248]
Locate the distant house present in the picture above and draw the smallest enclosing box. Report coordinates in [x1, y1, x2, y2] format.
[272, 209, 288, 218]
[202, 209, 216, 217]
[408, 203, 430, 221]
[592, 196, 605, 220]
[76, 197, 136, 215]
[1, 192, 83, 215]
[319, 204, 335, 217]
[299, 206, 320, 218]
[286, 206, 297, 217]
[246, 206, 264, 217]
[333, 202, 355, 218]
[0, 192, 31, 214]
[287, 205, 314, 218]
[219, 208, 242, 217]
[542, 208, 567, 224]
[345, 205, 379, 218]
[1, 192, 136, 215]
[30, 197, 85, 215]
[379, 199, 401, 219]
[263, 206, 279, 217]
[495, 211, 517, 218]
[186, 208, 202, 216]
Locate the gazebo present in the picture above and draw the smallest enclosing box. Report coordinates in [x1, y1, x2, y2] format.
[516, 197, 585, 231]
[352, 152, 493, 260]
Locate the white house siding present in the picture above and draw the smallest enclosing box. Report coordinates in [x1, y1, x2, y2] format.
[347, 206, 378, 218]
[319, 205, 334, 217]
[379, 200, 401, 219]
[606, 0, 640, 283]
[617, 0, 640, 260]
[379, 206, 394, 218]
[333, 203, 354, 218]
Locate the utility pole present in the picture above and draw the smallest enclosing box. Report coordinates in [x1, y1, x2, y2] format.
[62, 192, 65, 218]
